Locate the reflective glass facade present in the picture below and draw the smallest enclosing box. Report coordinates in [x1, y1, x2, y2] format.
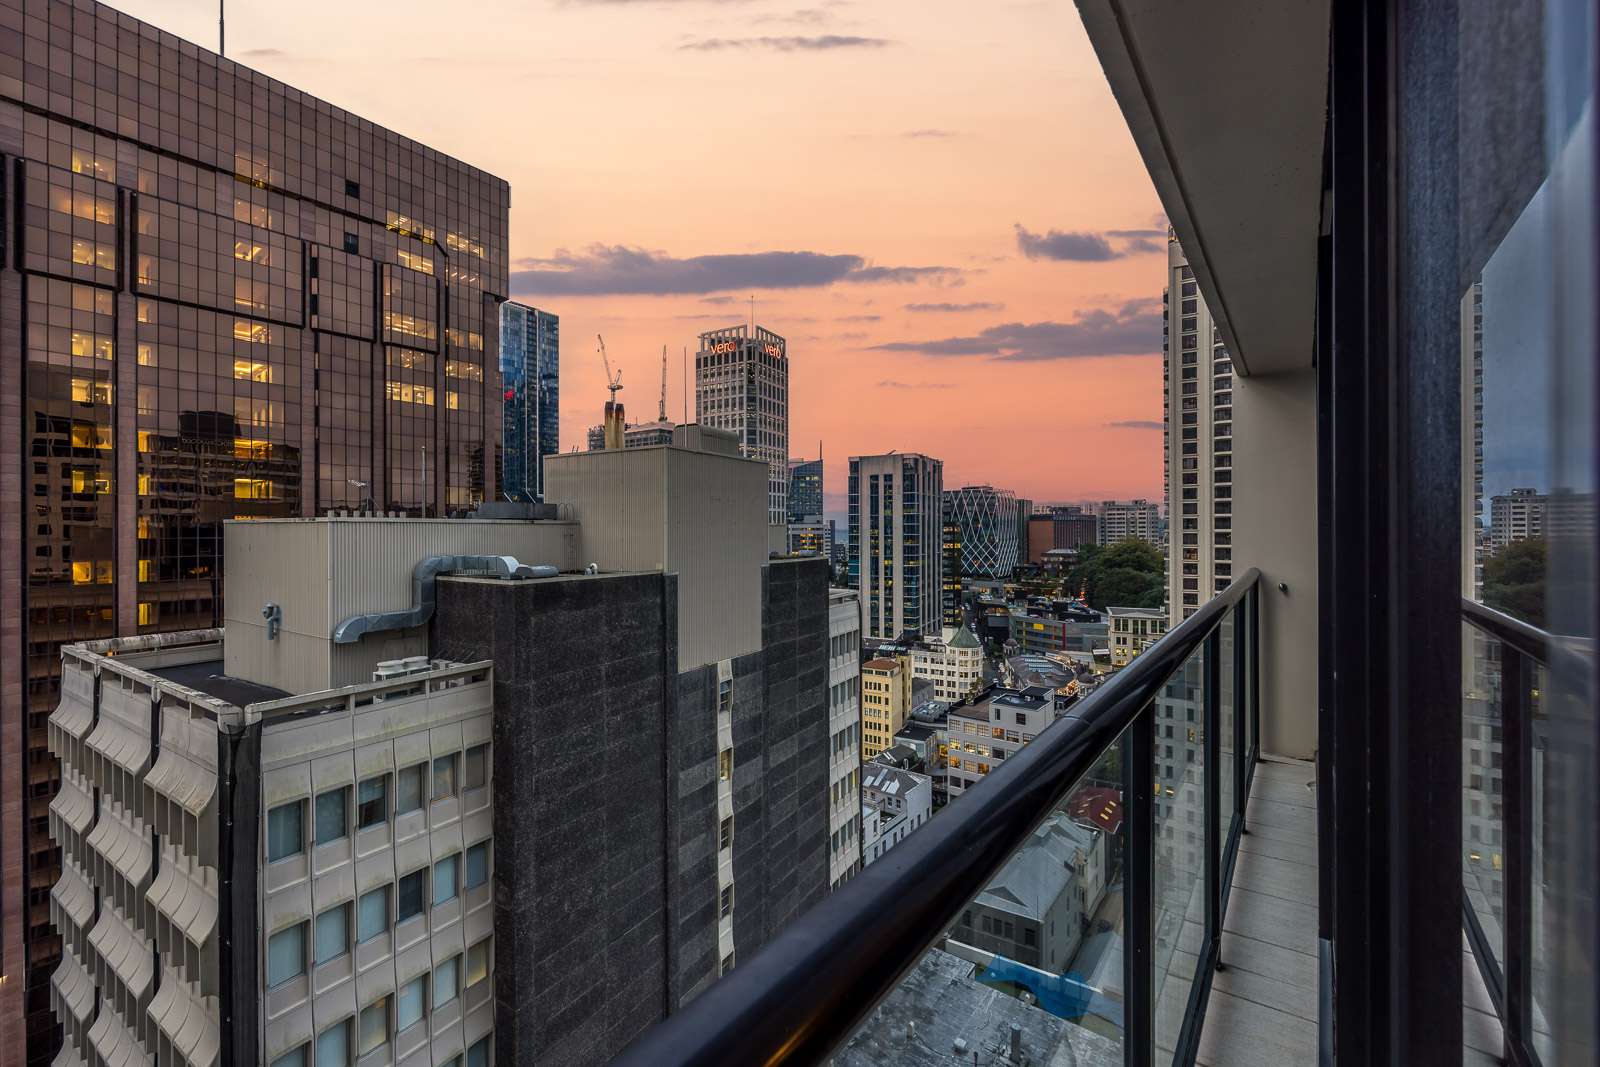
[499, 301, 559, 503]
[0, 2, 509, 1058]
[787, 456, 822, 522]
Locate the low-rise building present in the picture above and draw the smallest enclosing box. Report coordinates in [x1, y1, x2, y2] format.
[950, 813, 1106, 973]
[909, 626, 985, 703]
[861, 764, 934, 865]
[944, 686, 1057, 801]
[1108, 606, 1168, 667]
[1010, 612, 1108, 655]
[861, 656, 913, 760]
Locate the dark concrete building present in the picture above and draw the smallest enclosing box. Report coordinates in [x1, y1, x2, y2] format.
[0, 0, 510, 1056]
[433, 555, 831, 1063]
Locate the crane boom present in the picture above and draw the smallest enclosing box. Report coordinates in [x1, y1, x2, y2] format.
[659, 345, 668, 422]
[597, 334, 621, 397]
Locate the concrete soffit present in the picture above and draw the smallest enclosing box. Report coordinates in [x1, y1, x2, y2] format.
[1074, 0, 1331, 376]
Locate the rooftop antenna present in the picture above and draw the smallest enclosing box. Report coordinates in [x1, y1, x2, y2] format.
[218, 0, 225, 55]
[749, 294, 755, 334]
[659, 344, 668, 423]
[682, 346, 688, 424]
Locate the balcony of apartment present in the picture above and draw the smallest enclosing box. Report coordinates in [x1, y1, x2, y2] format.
[608, 1, 1597, 1065]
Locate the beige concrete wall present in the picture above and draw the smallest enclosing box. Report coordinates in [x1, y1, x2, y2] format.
[664, 448, 767, 670]
[1232, 367, 1318, 758]
[225, 518, 580, 693]
[224, 520, 332, 696]
[546, 444, 767, 671]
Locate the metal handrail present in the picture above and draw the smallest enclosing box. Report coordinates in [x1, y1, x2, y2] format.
[1460, 598, 1551, 664]
[612, 568, 1262, 1067]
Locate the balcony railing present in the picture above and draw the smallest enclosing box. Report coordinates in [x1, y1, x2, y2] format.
[614, 569, 1263, 1067]
[1459, 598, 1580, 1067]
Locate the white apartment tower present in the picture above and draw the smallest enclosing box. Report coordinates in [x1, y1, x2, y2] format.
[1164, 239, 1235, 622]
[1098, 499, 1162, 545]
[848, 453, 945, 640]
[696, 324, 790, 525]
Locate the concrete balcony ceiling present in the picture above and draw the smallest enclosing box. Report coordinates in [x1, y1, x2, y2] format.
[1075, 0, 1331, 376]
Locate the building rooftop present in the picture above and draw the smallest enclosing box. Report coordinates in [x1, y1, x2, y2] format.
[831, 948, 1119, 1067]
[863, 764, 928, 797]
[975, 814, 1097, 921]
[863, 657, 903, 672]
[896, 722, 936, 745]
[1106, 605, 1167, 619]
[947, 625, 981, 650]
[148, 660, 290, 706]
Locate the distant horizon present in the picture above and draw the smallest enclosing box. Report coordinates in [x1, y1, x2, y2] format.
[113, 0, 1168, 505]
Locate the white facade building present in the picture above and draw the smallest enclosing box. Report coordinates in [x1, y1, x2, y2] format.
[695, 324, 790, 525]
[829, 589, 864, 888]
[1098, 499, 1163, 545]
[861, 764, 933, 865]
[1164, 238, 1235, 622]
[910, 626, 985, 703]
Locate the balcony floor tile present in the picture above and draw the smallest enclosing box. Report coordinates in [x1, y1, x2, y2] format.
[1201, 757, 1510, 1066]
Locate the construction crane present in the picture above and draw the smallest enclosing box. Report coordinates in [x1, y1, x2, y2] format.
[659, 345, 669, 423]
[597, 334, 622, 398]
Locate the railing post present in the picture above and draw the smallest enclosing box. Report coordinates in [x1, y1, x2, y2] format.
[1501, 645, 1533, 1063]
[1235, 597, 1248, 835]
[1204, 628, 1222, 973]
[1126, 704, 1155, 1067]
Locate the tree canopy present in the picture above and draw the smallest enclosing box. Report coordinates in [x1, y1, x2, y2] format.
[1483, 537, 1546, 629]
[1067, 538, 1166, 612]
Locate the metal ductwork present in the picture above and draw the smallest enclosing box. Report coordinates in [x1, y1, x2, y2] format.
[332, 554, 558, 645]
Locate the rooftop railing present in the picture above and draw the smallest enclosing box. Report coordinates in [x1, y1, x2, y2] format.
[614, 568, 1263, 1067]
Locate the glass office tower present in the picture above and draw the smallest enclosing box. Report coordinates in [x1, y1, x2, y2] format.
[0, 2, 510, 1057]
[500, 301, 560, 502]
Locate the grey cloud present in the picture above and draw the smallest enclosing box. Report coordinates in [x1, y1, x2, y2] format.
[1015, 224, 1166, 261]
[512, 244, 958, 296]
[905, 301, 1005, 312]
[878, 380, 955, 389]
[700, 295, 740, 305]
[837, 314, 882, 322]
[872, 299, 1161, 361]
[241, 48, 287, 58]
[680, 35, 892, 51]
[905, 128, 956, 139]
[1106, 419, 1164, 430]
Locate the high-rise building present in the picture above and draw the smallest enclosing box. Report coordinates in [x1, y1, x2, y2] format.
[1098, 499, 1163, 546]
[789, 455, 824, 521]
[848, 453, 945, 639]
[945, 486, 1024, 578]
[695, 324, 789, 525]
[0, 6, 508, 1055]
[1489, 487, 1545, 550]
[48, 425, 837, 1067]
[1163, 239, 1234, 622]
[500, 302, 559, 502]
[828, 590, 864, 888]
[941, 517, 964, 629]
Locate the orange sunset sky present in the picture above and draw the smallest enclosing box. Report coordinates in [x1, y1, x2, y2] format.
[120, 0, 1167, 515]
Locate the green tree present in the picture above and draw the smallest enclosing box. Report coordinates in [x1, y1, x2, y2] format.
[1483, 538, 1546, 628]
[1067, 538, 1165, 612]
